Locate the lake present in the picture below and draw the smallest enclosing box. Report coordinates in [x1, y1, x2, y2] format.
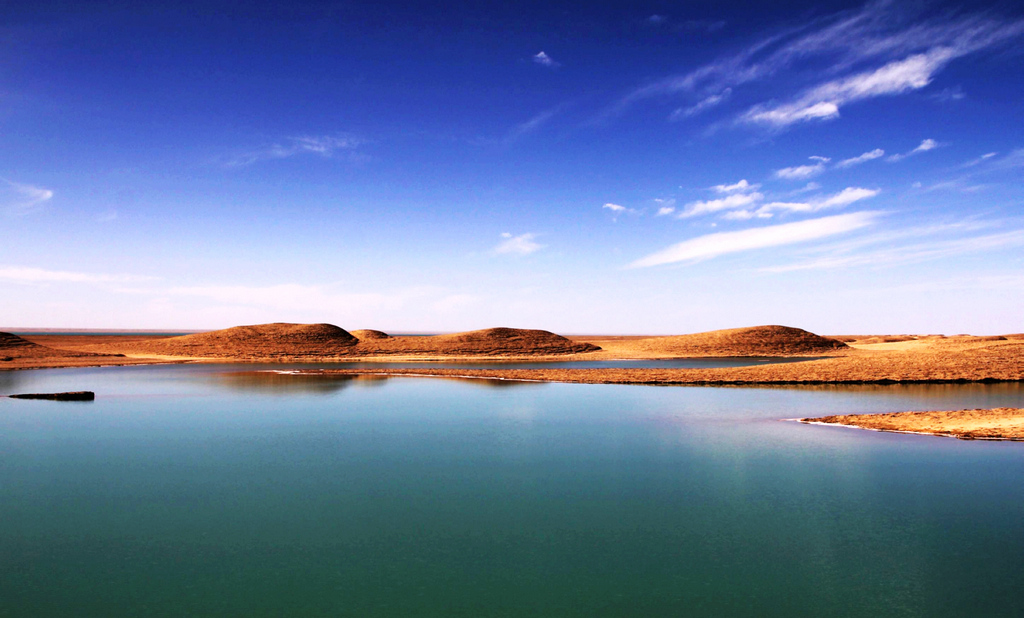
[1, 364, 1022, 617]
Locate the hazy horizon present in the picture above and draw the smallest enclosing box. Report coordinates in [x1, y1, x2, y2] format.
[3, 0, 1023, 334]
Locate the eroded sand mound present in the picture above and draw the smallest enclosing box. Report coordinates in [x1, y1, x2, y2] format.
[359, 327, 600, 356]
[0, 331, 110, 364]
[121, 323, 359, 359]
[351, 329, 391, 340]
[626, 325, 847, 357]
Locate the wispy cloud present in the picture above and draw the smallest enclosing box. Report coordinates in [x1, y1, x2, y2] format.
[741, 49, 956, 127]
[837, 148, 885, 168]
[654, 198, 676, 216]
[604, 2, 1024, 128]
[756, 187, 880, 216]
[503, 105, 566, 143]
[2, 180, 54, 216]
[604, 202, 641, 221]
[494, 232, 544, 255]
[764, 224, 1024, 272]
[712, 179, 758, 193]
[0, 265, 156, 284]
[224, 134, 363, 167]
[775, 158, 828, 180]
[629, 211, 879, 268]
[533, 51, 560, 68]
[888, 138, 940, 162]
[670, 88, 732, 120]
[677, 191, 764, 218]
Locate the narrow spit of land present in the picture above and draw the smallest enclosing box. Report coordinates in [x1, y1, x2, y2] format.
[801, 408, 1024, 440]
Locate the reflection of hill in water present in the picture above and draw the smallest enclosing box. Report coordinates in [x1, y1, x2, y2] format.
[210, 372, 365, 395]
[211, 371, 540, 394]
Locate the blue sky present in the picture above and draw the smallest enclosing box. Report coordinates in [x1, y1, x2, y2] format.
[2, 0, 1023, 334]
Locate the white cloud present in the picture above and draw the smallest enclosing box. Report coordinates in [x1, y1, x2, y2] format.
[0, 265, 156, 284]
[494, 233, 544, 255]
[678, 191, 763, 218]
[603, 203, 626, 213]
[2, 180, 54, 216]
[629, 211, 879, 267]
[503, 106, 565, 143]
[744, 102, 840, 127]
[818, 187, 880, 208]
[533, 51, 560, 68]
[775, 160, 827, 180]
[604, 3, 1024, 126]
[721, 209, 771, 221]
[712, 179, 757, 193]
[225, 135, 363, 167]
[743, 49, 957, 128]
[654, 198, 676, 216]
[670, 88, 732, 120]
[765, 228, 1024, 272]
[754, 187, 880, 216]
[792, 182, 821, 194]
[837, 148, 885, 168]
[888, 138, 941, 162]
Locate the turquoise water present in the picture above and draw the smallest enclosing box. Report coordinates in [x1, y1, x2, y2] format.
[1, 365, 1023, 617]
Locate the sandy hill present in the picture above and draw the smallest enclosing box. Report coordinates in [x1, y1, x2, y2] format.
[351, 329, 391, 340]
[622, 325, 848, 357]
[358, 327, 600, 356]
[116, 323, 360, 359]
[1, 331, 116, 366]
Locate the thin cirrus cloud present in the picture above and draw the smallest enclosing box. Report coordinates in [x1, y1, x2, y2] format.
[774, 157, 829, 180]
[629, 211, 880, 268]
[0, 265, 156, 284]
[603, 2, 1024, 127]
[712, 179, 758, 193]
[763, 227, 1024, 272]
[888, 138, 939, 162]
[837, 148, 885, 168]
[677, 191, 764, 218]
[493, 232, 544, 255]
[2, 180, 54, 216]
[224, 135, 363, 167]
[681, 185, 878, 220]
[670, 88, 732, 120]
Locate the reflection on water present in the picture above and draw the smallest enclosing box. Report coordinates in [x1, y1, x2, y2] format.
[211, 370, 541, 393]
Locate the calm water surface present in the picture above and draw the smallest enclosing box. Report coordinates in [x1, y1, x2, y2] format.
[1, 365, 1022, 617]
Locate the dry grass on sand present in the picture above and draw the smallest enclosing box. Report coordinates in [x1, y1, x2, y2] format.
[802, 408, 1024, 440]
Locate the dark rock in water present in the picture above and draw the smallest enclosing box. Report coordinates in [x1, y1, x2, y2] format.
[9, 391, 95, 401]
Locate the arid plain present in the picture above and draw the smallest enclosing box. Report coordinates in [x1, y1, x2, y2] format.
[3, 323, 1023, 440]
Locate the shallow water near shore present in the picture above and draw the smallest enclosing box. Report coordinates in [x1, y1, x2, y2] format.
[1, 365, 1023, 617]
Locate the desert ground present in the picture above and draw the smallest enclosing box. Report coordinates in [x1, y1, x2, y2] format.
[3, 322, 1022, 438]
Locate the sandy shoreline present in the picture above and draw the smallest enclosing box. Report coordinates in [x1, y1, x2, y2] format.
[798, 408, 1024, 441]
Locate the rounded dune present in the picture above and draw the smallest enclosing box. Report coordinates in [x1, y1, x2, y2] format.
[118, 323, 360, 359]
[358, 327, 600, 356]
[624, 325, 848, 357]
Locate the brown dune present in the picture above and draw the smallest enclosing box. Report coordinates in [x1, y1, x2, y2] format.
[0, 331, 138, 370]
[1, 331, 97, 359]
[351, 329, 391, 340]
[357, 327, 600, 356]
[803, 408, 1024, 440]
[619, 325, 847, 357]
[111, 323, 360, 359]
